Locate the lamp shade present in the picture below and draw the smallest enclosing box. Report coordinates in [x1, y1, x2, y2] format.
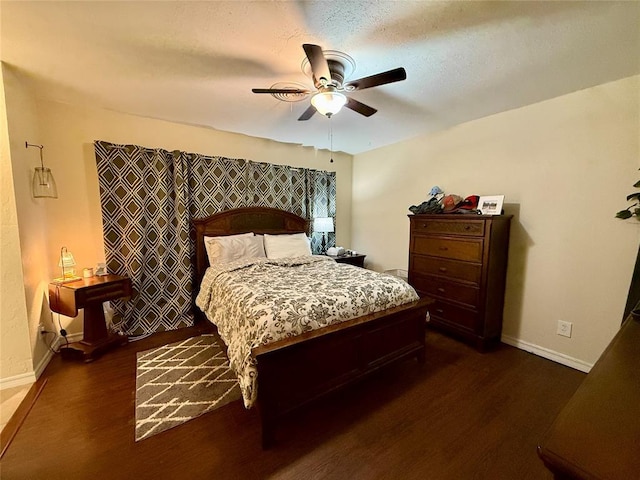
[58, 249, 76, 268]
[311, 90, 347, 117]
[27, 142, 58, 199]
[33, 167, 58, 198]
[313, 217, 334, 233]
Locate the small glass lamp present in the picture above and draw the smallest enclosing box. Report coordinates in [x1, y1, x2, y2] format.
[26, 142, 58, 199]
[311, 88, 347, 117]
[54, 247, 81, 283]
[313, 217, 335, 254]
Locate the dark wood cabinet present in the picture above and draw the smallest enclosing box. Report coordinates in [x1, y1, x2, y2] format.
[327, 253, 366, 268]
[408, 214, 511, 350]
[48, 274, 132, 362]
[538, 311, 640, 479]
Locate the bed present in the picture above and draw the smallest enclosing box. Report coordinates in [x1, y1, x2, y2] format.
[193, 207, 432, 447]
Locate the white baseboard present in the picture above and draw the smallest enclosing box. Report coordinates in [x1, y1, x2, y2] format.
[501, 334, 593, 373]
[54, 332, 84, 345]
[0, 371, 37, 390]
[1, 332, 84, 391]
[34, 349, 53, 380]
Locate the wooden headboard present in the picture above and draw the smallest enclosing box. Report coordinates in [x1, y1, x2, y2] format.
[192, 207, 309, 285]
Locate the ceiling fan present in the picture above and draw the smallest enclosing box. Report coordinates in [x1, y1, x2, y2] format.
[252, 44, 407, 121]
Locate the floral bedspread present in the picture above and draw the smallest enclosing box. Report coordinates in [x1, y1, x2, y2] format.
[195, 256, 419, 408]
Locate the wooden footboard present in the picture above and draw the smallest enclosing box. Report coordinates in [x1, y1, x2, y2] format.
[253, 296, 432, 448]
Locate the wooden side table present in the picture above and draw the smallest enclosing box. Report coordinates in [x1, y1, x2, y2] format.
[327, 253, 366, 268]
[48, 274, 132, 362]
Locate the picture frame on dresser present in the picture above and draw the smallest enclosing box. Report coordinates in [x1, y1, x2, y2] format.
[478, 195, 504, 215]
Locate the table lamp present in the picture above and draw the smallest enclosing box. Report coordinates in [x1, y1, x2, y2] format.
[53, 247, 81, 283]
[313, 217, 334, 254]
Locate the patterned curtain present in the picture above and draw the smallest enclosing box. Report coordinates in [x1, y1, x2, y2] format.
[95, 140, 336, 336]
[307, 168, 336, 253]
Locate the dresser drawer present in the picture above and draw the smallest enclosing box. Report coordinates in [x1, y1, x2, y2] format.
[411, 273, 479, 308]
[412, 236, 483, 262]
[411, 255, 481, 284]
[76, 280, 131, 306]
[411, 218, 485, 237]
[429, 300, 479, 332]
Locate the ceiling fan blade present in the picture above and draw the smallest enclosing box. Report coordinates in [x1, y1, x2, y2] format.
[346, 67, 407, 91]
[298, 104, 317, 121]
[303, 44, 332, 86]
[252, 88, 309, 94]
[345, 97, 377, 117]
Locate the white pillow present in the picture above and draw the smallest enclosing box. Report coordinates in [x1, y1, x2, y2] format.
[263, 233, 312, 259]
[204, 232, 256, 266]
[242, 236, 266, 259]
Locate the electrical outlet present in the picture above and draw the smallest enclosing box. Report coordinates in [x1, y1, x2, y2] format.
[557, 320, 572, 338]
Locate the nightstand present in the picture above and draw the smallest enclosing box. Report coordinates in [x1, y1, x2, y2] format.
[48, 274, 133, 362]
[327, 253, 366, 268]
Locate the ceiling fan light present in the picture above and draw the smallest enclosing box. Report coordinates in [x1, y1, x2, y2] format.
[311, 91, 347, 117]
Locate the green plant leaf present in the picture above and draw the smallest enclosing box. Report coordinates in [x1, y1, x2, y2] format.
[616, 209, 633, 219]
[626, 192, 640, 202]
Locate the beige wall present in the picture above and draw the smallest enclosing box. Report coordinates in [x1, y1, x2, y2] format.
[352, 75, 640, 369]
[1, 77, 353, 381]
[0, 65, 46, 386]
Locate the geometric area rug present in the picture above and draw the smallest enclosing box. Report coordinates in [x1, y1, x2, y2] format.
[135, 334, 241, 441]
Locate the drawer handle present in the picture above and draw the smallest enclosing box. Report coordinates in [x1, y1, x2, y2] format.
[437, 288, 445, 293]
[439, 246, 448, 251]
[464, 225, 471, 230]
[436, 309, 444, 314]
[438, 267, 447, 272]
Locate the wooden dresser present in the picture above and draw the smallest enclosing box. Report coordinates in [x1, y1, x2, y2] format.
[408, 214, 512, 350]
[538, 309, 640, 479]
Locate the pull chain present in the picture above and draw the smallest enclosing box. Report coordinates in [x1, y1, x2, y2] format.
[329, 117, 334, 163]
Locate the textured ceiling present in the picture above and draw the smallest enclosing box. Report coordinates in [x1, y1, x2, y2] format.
[1, 1, 639, 154]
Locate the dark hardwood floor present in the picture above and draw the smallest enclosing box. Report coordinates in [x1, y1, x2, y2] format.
[1, 324, 584, 480]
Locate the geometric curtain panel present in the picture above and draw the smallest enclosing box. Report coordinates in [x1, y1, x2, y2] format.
[94, 140, 336, 336]
[307, 168, 337, 253]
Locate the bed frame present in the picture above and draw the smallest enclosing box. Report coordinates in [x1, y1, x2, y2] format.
[193, 207, 432, 448]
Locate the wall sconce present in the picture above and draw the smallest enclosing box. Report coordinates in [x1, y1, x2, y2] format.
[313, 217, 335, 254]
[26, 142, 58, 199]
[53, 247, 81, 283]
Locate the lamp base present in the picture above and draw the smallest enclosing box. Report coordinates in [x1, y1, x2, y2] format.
[52, 276, 82, 284]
